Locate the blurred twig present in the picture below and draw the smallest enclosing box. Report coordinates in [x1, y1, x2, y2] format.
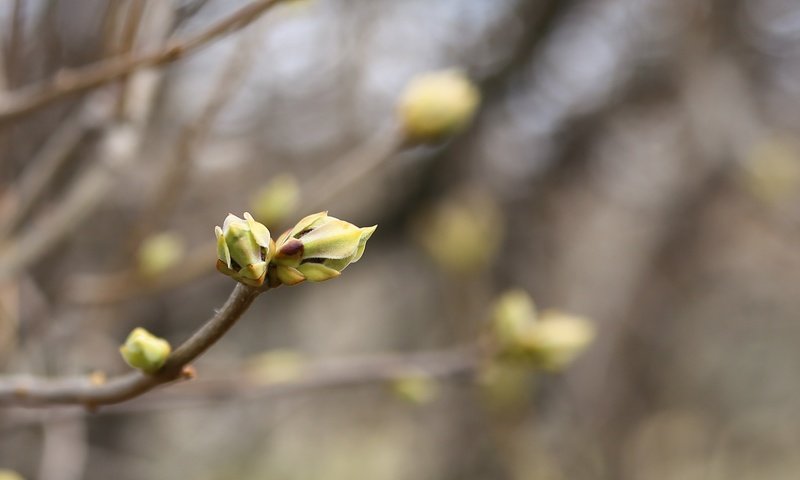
[0, 0, 283, 125]
[0, 99, 106, 239]
[65, 128, 406, 305]
[114, 0, 149, 119]
[126, 28, 259, 251]
[301, 126, 405, 212]
[0, 0, 285, 280]
[38, 416, 87, 480]
[0, 283, 260, 408]
[3, 0, 24, 88]
[0, 125, 135, 280]
[174, 0, 213, 30]
[65, 244, 212, 305]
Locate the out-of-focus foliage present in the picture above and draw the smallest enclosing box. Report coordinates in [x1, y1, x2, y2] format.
[4, 0, 800, 479]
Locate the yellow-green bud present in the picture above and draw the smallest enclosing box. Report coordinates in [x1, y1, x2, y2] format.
[391, 371, 438, 405]
[246, 349, 306, 385]
[492, 289, 537, 347]
[489, 290, 594, 371]
[520, 309, 594, 371]
[0, 470, 24, 480]
[0, 471, 24, 480]
[740, 136, 800, 205]
[119, 327, 171, 373]
[251, 174, 300, 228]
[413, 188, 503, 274]
[215, 212, 271, 287]
[398, 69, 480, 142]
[137, 232, 185, 277]
[271, 211, 377, 286]
[477, 360, 535, 412]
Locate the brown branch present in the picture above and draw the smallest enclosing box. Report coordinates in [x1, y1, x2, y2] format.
[0, 282, 260, 408]
[0, 345, 479, 424]
[0, 0, 281, 126]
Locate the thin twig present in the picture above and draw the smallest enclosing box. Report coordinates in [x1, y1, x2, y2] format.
[0, 0, 282, 125]
[127, 28, 258, 250]
[0, 125, 134, 281]
[114, 0, 149, 119]
[0, 0, 284, 280]
[301, 126, 405, 212]
[3, 0, 24, 88]
[65, 245, 212, 305]
[0, 282, 260, 408]
[38, 416, 88, 480]
[65, 128, 406, 305]
[0, 99, 106, 239]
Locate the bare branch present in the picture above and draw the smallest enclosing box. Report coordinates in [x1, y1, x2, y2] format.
[0, 282, 260, 408]
[0, 0, 281, 125]
[0, 345, 478, 423]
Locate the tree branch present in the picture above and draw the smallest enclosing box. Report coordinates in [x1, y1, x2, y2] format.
[0, 0, 281, 126]
[0, 345, 479, 425]
[0, 282, 260, 408]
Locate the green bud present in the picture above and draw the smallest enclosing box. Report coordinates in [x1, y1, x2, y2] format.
[398, 69, 480, 142]
[246, 349, 306, 385]
[521, 309, 594, 371]
[489, 290, 594, 371]
[137, 232, 185, 278]
[391, 371, 438, 405]
[0, 471, 24, 480]
[740, 136, 800, 205]
[413, 188, 503, 274]
[119, 327, 171, 373]
[492, 289, 538, 347]
[251, 174, 300, 228]
[478, 360, 536, 412]
[271, 211, 376, 286]
[215, 212, 271, 287]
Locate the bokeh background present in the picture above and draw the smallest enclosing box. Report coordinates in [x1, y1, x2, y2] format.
[2, 0, 800, 479]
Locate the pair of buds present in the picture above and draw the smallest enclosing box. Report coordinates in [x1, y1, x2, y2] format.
[215, 211, 376, 288]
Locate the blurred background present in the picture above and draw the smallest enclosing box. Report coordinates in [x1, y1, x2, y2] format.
[2, 0, 800, 479]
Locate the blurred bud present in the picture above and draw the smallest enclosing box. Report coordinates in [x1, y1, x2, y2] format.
[0, 471, 24, 480]
[119, 327, 171, 373]
[398, 69, 480, 142]
[521, 309, 594, 371]
[492, 289, 537, 347]
[271, 211, 377, 286]
[246, 349, 306, 384]
[251, 174, 300, 228]
[478, 360, 535, 412]
[137, 232, 185, 278]
[215, 212, 271, 287]
[391, 371, 438, 405]
[413, 188, 503, 274]
[490, 290, 594, 371]
[740, 136, 800, 205]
